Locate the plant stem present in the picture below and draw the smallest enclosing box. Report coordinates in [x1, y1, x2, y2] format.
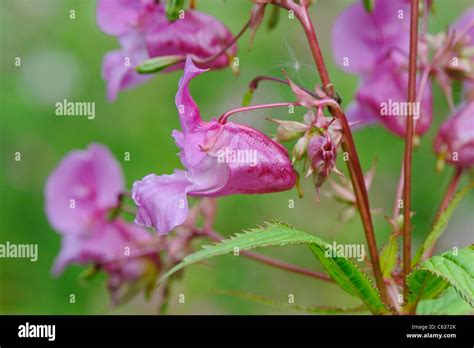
[423, 167, 463, 260]
[194, 18, 251, 66]
[438, 167, 463, 213]
[402, 0, 420, 302]
[285, 3, 389, 305]
[202, 228, 334, 283]
[248, 75, 319, 98]
[218, 102, 301, 123]
[392, 163, 405, 223]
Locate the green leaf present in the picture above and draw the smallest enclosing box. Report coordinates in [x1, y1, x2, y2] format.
[160, 221, 387, 314]
[214, 289, 368, 314]
[136, 55, 184, 74]
[309, 244, 386, 314]
[417, 287, 474, 315]
[363, 0, 374, 12]
[407, 245, 474, 307]
[165, 0, 185, 22]
[379, 234, 399, 279]
[412, 183, 473, 266]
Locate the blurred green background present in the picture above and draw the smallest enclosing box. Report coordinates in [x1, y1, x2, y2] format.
[0, 0, 472, 314]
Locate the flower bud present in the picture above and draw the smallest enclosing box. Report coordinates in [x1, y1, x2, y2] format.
[268, 119, 308, 142]
[292, 135, 310, 163]
[307, 133, 337, 189]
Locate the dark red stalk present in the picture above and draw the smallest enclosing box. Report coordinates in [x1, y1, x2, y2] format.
[402, 0, 420, 303]
[248, 75, 319, 98]
[279, 3, 389, 306]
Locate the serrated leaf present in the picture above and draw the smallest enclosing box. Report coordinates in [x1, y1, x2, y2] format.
[136, 55, 184, 74]
[380, 234, 399, 279]
[417, 287, 474, 315]
[408, 245, 474, 307]
[215, 289, 367, 314]
[309, 244, 386, 314]
[160, 221, 387, 314]
[412, 183, 473, 266]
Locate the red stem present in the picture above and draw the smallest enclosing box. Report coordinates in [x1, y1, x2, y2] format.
[285, 3, 389, 306]
[438, 167, 463, 213]
[218, 102, 301, 124]
[193, 18, 251, 66]
[402, 0, 420, 302]
[248, 75, 319, 98]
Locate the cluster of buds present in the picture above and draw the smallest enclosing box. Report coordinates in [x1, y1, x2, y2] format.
[270, 74, 343, 201]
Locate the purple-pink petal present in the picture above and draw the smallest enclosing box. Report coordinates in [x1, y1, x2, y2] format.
[45, 143, 124, 236]
[434, 102, 474, 168]
[52, 218, 152, 275]
[132, 171, 192, 234]
[102, 32, 152, 102]
[97, 0, 154, 36]
[332, 0, 410, 74]
[353, 55, 433, 137]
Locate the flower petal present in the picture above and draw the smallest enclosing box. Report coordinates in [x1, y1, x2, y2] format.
[132, 170, 192, 234]
[332, 0, 409, 74]
[52, 218, 152, 275]
[102, 32, 152, 101]
[45, 143, 124, 236]
[175, 57, 207, 133]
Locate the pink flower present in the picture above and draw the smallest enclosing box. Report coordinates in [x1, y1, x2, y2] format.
[45, 144, 124, 236]
[451, 7, 474, 46]
[434, 102, 474, 169]
[347, 54, 433, 137]
[45, 144, 160, 302]
[97, 1, 237, 101]
[451, 7, 474, 94]
[53, 218, 160, 305]
[332, 0, 433, 137]
[52, 218, 155, 275]
[132, 58, 296, 234]
[332, 0, 410, 74]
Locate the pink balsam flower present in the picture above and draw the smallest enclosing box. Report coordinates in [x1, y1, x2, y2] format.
[97, 0, 237, 101]
[132, 58, 296, 234]
[45, 143, 124, 236]
[45, 144, 159, 301]
[451, 7, 474, 95]
[434, 102, 474, 169]
[347, 54, 433, 137]
[332, 0, 410, 75]
[332, 0, 433, 137]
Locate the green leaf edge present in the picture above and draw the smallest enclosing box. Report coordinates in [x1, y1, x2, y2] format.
[159, 221, 387, 314]
[412, 182, 474, 266]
